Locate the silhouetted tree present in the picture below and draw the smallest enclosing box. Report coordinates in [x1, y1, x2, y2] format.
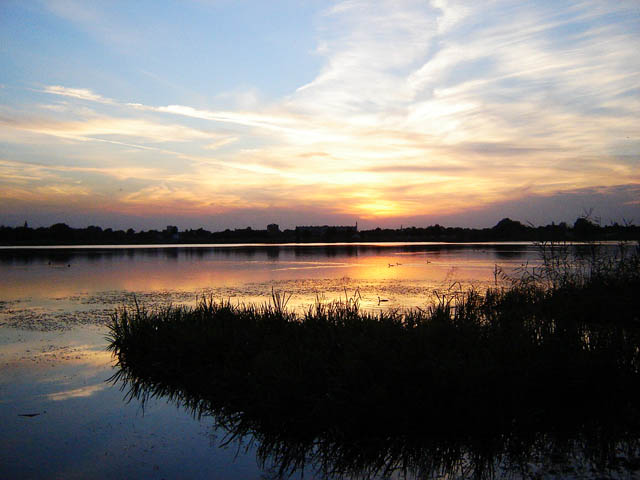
[573, 217, 598, 239]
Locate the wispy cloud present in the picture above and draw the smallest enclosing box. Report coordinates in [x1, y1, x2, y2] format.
[44, 85, 115, 104]
[204, 136, 238, 150]
[1, 115, 212, 143]
[43, 0, 145, 52]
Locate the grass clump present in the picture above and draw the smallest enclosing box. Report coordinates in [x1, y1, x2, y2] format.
[108, 243, 640, 479]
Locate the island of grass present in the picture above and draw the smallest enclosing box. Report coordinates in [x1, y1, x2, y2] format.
[108, 242, 640, 479]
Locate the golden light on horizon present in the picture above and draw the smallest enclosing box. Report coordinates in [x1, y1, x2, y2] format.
[356, 201, 406, 218]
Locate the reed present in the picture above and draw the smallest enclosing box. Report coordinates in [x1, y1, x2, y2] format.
[108, 242, 640, 479]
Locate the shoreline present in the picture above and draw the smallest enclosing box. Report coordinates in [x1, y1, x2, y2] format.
[0, 239, 634, 250]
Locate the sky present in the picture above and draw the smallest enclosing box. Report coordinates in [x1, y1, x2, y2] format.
[0, 0, 638, 230]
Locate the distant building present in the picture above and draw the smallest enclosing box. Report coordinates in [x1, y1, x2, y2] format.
[267, 224, 280, 234]
[163, 225, 179, 241]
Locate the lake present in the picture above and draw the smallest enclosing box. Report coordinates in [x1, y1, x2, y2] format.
[0, 242, 546, 479]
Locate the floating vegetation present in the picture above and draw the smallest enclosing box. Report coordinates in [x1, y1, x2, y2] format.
[108, 243, 640, 479]
[0, 307, 114, 331]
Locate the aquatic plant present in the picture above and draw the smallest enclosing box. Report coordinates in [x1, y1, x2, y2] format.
[108, 243, 640, 479]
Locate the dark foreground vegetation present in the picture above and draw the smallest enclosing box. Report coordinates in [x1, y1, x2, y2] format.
[108, 242, 640, 479]
[2, 216, 638, 245]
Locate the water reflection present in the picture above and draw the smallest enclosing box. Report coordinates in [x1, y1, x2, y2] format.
[1, 243, 541, 307]
[0, 243, 534, 264]
[112, 358, 640, 480]
[2, 241, 637, 479]
[6, 243, 630, 331]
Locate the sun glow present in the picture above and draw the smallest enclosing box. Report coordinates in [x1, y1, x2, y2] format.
[356, 201, 406, 218]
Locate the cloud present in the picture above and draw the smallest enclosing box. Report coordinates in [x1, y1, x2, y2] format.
[294, 0, 438, 116]
[365, 164, 466, 173]
[1, 112, 213, 144]
[44, 0, 145, 52]
[44, 85, 114, 104]
[204, 137, 238, 150]
[0, 158, 165, 183]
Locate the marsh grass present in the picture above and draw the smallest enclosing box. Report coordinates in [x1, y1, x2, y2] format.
[108, 242, 640, 479]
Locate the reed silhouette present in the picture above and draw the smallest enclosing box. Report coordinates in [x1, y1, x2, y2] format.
[108, 242, 640, 479]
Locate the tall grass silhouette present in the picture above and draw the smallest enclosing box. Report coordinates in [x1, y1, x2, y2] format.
[108, 242, 640, 479]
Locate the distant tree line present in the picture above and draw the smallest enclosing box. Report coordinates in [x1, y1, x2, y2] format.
[0, 217, 637, 246]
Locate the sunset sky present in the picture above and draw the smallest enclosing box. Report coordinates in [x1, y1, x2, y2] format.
[1, 0, 638, 230]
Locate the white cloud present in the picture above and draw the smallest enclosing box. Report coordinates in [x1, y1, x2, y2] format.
[431, 0, 470, 34]
[44, 85, 114, 104]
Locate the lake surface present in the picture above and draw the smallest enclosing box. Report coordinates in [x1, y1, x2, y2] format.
[0, 242, 545, 479]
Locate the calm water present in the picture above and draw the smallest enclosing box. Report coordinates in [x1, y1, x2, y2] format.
[0, 242, 540, 479]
